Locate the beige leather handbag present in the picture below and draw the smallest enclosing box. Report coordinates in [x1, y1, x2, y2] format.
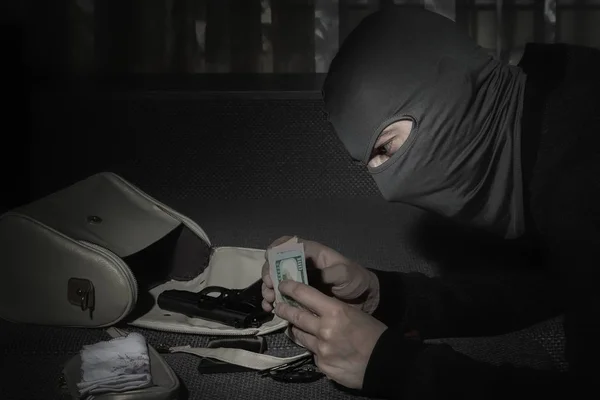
[0, 172, 309, 373]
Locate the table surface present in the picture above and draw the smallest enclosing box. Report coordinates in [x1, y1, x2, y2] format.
[0, 199, 565, 399]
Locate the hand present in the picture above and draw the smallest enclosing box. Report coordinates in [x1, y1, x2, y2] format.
[261, 236, 380, 314]
[274, 279, 387, 389]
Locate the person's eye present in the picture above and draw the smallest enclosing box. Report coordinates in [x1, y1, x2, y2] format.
[376, 138, 395, 156]
[368, 119, 413, 169]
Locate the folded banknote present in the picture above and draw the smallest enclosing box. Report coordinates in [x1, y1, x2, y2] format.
[267, 236, 308, 308]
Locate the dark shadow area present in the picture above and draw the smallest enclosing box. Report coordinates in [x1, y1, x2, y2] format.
[331, 381, 382, 398]
[121, 223, 213, 322]
[0, 13, 31, 213]
[176, 380, 190, 400]
[121, 291, 158, 323]
[409, 211, 544, 275]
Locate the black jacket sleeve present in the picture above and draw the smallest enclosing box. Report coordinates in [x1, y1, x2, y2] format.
[362, 241, 594, 399]
[359, 269, 571, 398]
[368, 267, 564, 340]
[361, 330, 573, 400]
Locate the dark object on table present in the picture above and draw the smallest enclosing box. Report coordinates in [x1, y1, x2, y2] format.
[260, 356, 324, 383]
[157, 278, 274, 329]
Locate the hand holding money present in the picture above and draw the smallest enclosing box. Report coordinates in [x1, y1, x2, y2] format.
[261, 236, 388, 390]
[261, 236, 381, 314]
[274, 279, 388, 390]
[262, 236, 309, 309]
[270, 238, 308, 307]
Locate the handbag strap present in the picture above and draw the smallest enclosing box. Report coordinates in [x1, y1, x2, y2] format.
[107, 327, 310, 371]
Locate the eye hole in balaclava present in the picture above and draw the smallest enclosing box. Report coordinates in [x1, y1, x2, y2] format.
[368, 119, 414, 168]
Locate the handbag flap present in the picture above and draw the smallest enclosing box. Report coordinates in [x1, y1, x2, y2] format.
[14, 172, 181, 258]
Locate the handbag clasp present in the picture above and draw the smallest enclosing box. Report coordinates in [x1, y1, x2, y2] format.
[67, 278, 95, 319]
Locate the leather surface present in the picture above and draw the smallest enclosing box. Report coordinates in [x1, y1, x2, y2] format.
[0, 213, 135, 327]
[0, 171, 288, 335]
[14, 173, 181, 258]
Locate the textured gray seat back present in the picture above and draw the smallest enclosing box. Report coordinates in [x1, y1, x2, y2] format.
[28, 90, 379, 203]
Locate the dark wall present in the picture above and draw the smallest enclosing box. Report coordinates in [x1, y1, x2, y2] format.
[1, 4, 31, 212]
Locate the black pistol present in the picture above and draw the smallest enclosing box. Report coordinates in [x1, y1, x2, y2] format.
[157, 278, 274, 329]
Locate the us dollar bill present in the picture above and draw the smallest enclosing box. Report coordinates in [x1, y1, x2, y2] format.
[267, 237, 308, 308]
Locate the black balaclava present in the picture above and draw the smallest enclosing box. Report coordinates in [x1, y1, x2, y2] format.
[323, 8, 527, 239]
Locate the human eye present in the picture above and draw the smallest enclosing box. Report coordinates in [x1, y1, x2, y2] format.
[380, 139, 395, 155]
[368, 119, 413, 169]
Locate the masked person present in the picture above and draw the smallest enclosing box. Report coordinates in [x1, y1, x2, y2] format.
[262, 7, 600, 399]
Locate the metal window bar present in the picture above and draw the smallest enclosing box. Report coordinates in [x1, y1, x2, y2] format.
[424, 0, 457, 21]
[87, 0, 596, 74]
[544, 0, 557, 43]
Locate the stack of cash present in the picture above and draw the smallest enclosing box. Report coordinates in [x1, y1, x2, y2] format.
[267, 237, 309, 307]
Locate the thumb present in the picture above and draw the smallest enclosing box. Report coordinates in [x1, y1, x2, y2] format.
[320, 264, 350, 287]
[320, 264, 369, 300]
